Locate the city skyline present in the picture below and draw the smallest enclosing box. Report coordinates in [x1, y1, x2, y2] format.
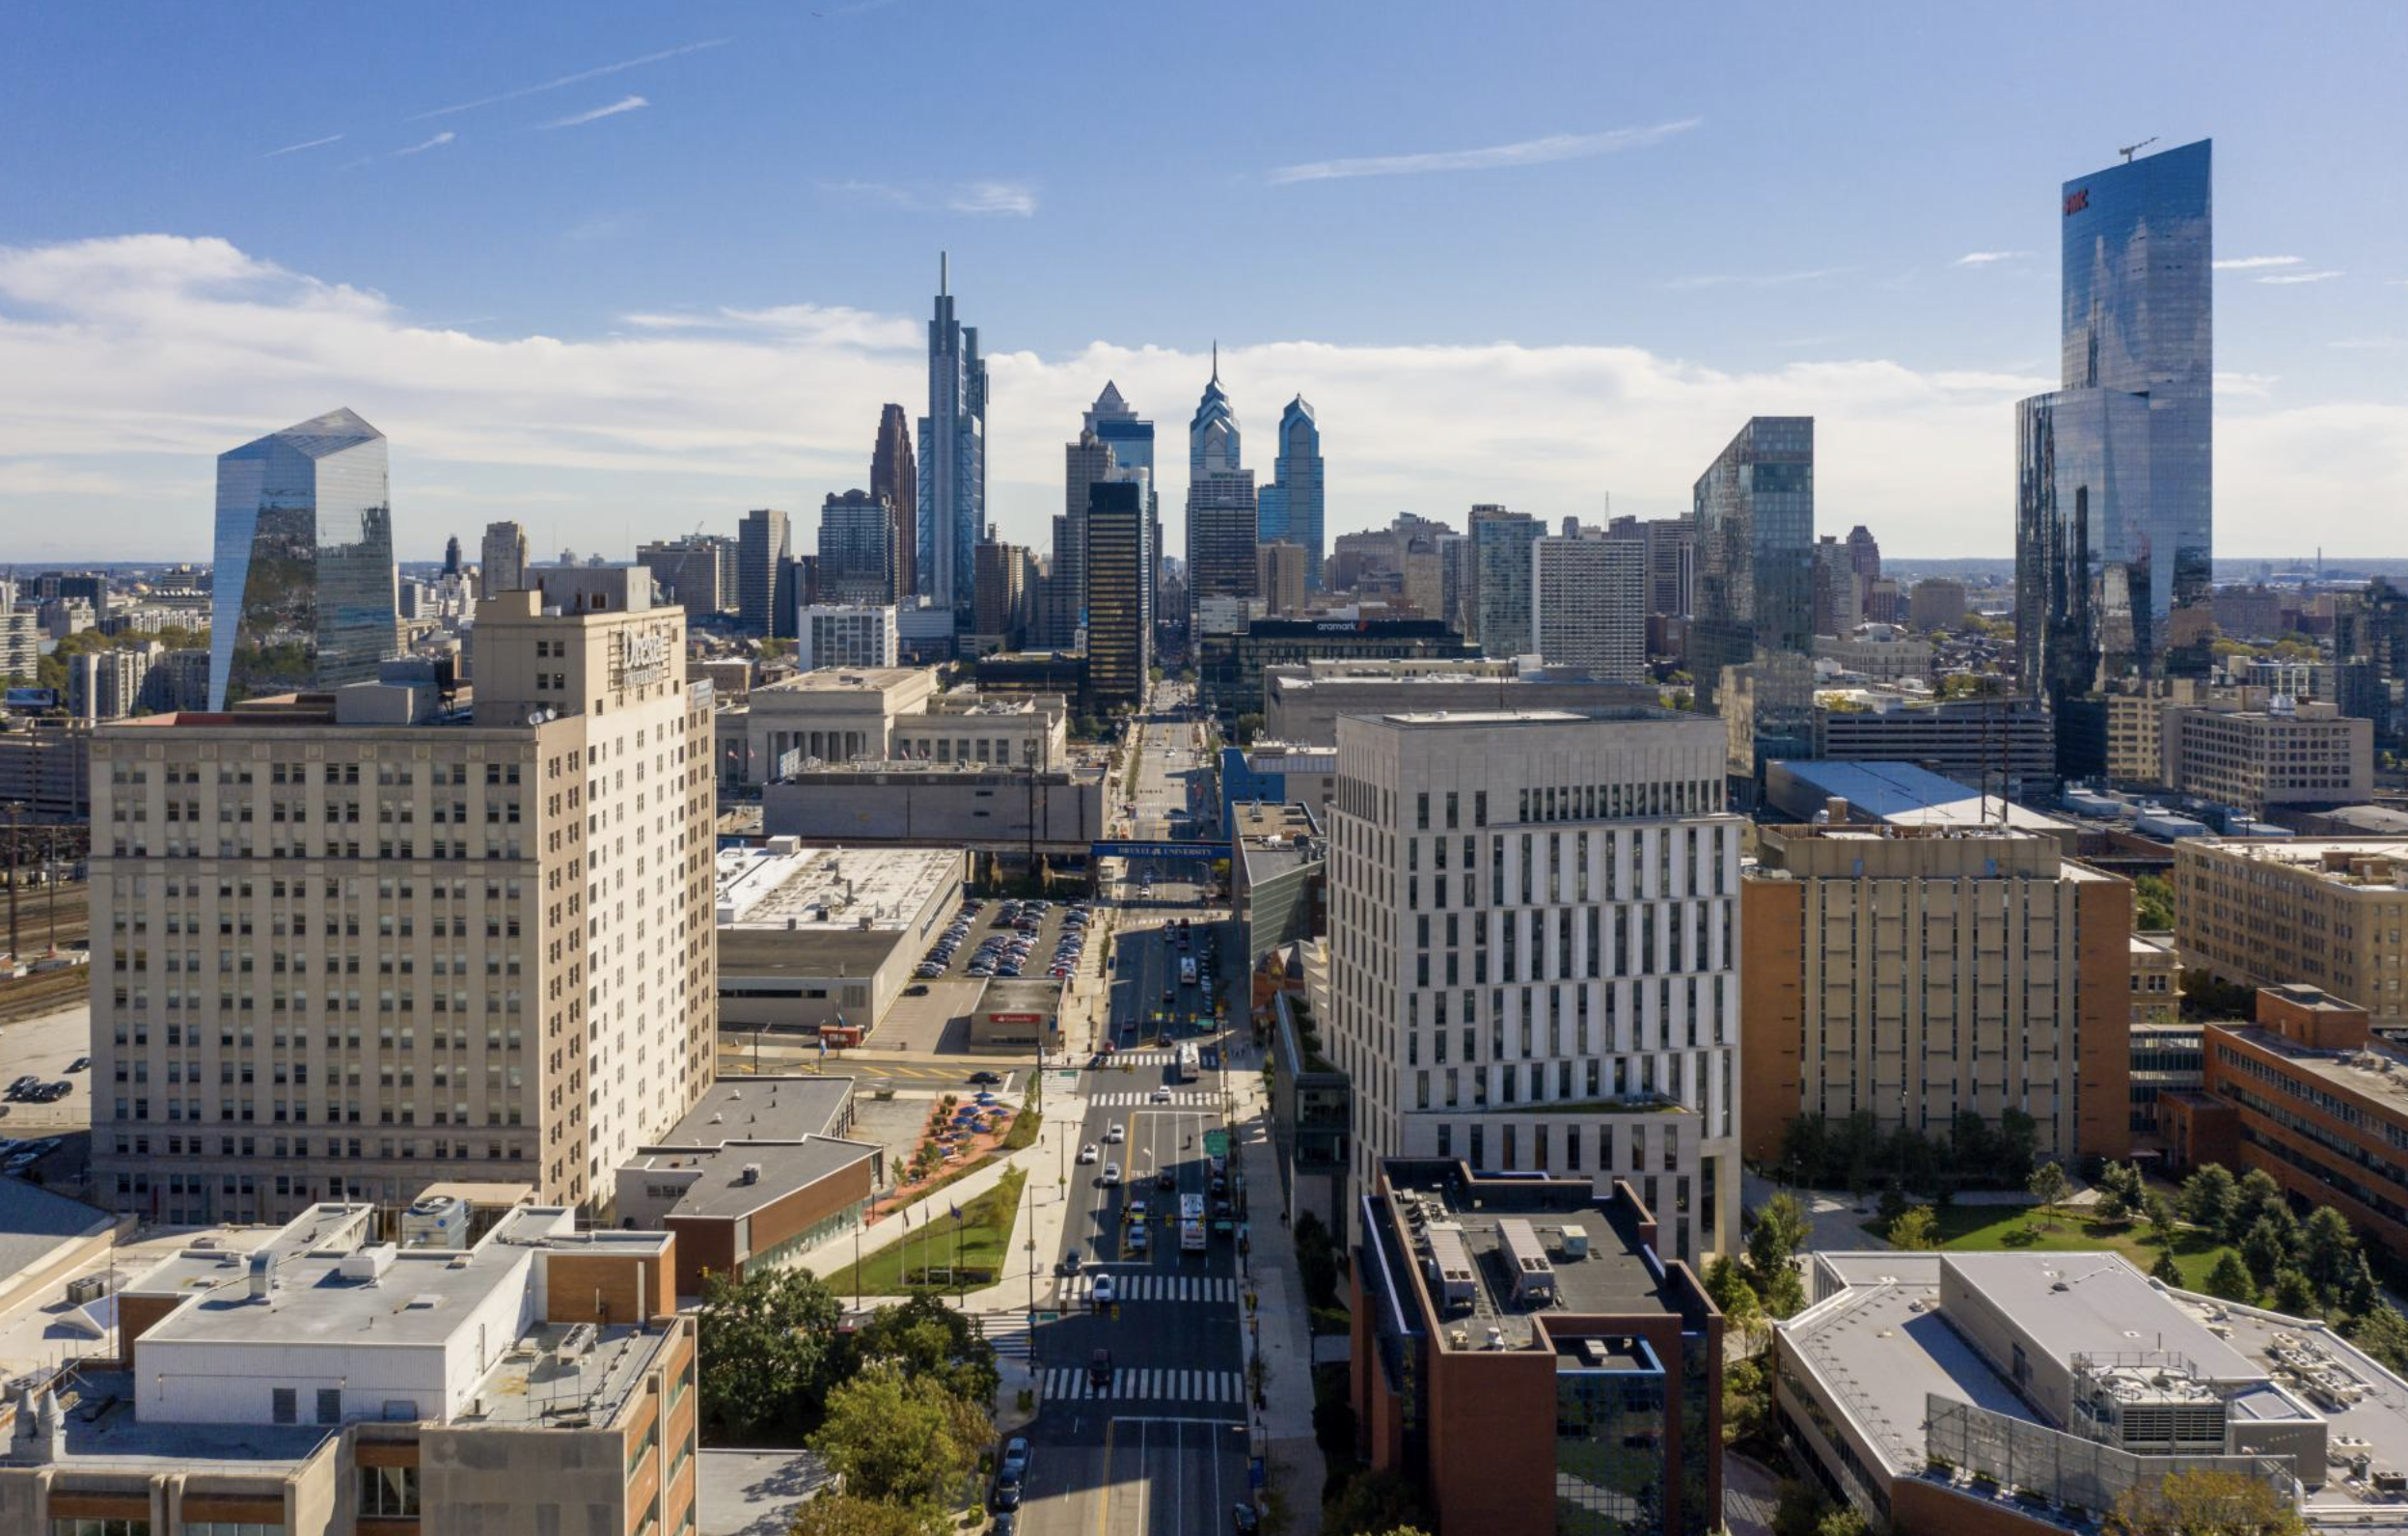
[5, 6, 2405, 562]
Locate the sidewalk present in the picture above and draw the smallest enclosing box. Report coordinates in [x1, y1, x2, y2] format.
[1226, 1044, 1326, 1534]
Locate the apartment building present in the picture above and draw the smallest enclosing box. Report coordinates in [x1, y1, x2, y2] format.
[0, 1201, 698, 1536]
[88, 569, 718, 1225]
[2159, 700, 2373, 814]
[797, 603, 899, 672]
[1324, 705, 1741, 1263]
[1740, 824, 2132, 1165]
[2175, 838, 2408, 1031]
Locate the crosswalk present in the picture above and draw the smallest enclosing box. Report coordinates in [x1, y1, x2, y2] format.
[973, 1313, 1033, 1359]
[1039, 1366, 1246, 1405]
[1061, 1274, 1240, 1304]
[1083, 1090, 1218, 1107]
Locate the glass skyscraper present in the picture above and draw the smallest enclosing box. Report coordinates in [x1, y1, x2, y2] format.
[1688, 416, 1815, 782]
[209, 407, 397, 711]
[1262, 395, 1325, 590]
[917, 255, 987, 617]
[2017, 138, 2213, 719]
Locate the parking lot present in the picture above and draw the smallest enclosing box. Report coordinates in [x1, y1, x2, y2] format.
[913, 896, 1099, 989]
[0, 1001, 96, 1193]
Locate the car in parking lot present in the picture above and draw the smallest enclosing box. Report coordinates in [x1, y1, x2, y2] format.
[67, 1056, 89, 1073]
[5, 1076, 38, 1101]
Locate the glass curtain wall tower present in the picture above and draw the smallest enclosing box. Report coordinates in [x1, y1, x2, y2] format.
[917, 255, 988, 617]
[1084, 381, 1159, 620]
[2016, 139, 2213, 726]
[209, 406, 398, 711]
[1688, 417, 1815, 785]
[1262, 396, 1326, 591]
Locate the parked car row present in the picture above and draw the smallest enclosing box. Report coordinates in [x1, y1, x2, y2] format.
[6, 1074, 70, 1104]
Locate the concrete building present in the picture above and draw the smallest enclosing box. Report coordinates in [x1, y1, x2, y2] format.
[0, 1200, 697, 1536]
[637, 536, 726, 617]
[1740, 823, 2132, 1166]
[88, 569, 718, 1224]
[0, 718, 94, 819]
[1531, 534, 1647, 682]
[1810, 622, 1933, 682]
[1764, 759, 2082, 846]
[720, 666, 936, 788]
[1083, 478, 1153, 707]
[1220, 741, 1338, 830]
[68, 644, 151, 721]
[2131, 932, 2180, 1025]
[1264, 966, 1349, 1232]
[2160, 701, 2373, 815]
[1198, 617, 1476, 725]
[1261, 656, 1656, 747]
[762, 762, 1107, 852]
[891, 691, 1067, 768]
[2160, 985, 2408, 1264]
[797, 603, 899, 672]
[479, 520, 528, 594]
[971, 536, 1032, 647]
[0, 602, 41, 684]
[1257, 540, 1307, 617]
[2175, 838, 2408, 1032]
[1810, 694, 2059, 797]
[1907, 577, 1969, 631]
[1351, 1160, 1722, 1536]
[1605, 514, 1693, 618]
[1324, 706, 1740, 1264]
[1777, 1248, 2398, 1535]
[713, 839, 960, 1040]
[736, 507, 790, 636]
[1231, 801, 1324, 966]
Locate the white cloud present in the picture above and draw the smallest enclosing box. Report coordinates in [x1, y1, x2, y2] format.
[1268, 120, 1699, 184]
[822, 179, 1038, 217]
[395, 131, 456, 157]
[0, 233, 2400, 560]
[262, 133, 344, 158]
[2258, 270, 2343, 286]
[1953, 251, 2026, 266]
[2213, 256, 2303, 270]
[540, 95, 648, 130]
[946, 181, 1037, 217]
[405, 39, 730, 122]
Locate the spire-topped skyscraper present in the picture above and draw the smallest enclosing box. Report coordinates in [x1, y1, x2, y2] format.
[917, 253, 987, 617]
[1185, 351, 1257, 634]
[1189, 343, 1241, 481]
[1085, 380, 1161, 623]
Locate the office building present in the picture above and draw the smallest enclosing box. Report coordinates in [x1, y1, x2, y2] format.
[1812, 535, 1864, 638]
[1689, 416, 1815, 778]
[0, 1201, 697, 1536]
[737, 507, 789, 635]
[1351, 1160, 1722, 1536]
[815, 489, 898, 604]
[1263, 657, 1654, 747]
[1257, 540, 1307, 617]
[2175, 838, 2408, 1031]
[1231, 800, 1325, 965]
[1083, 381, 1159, 617]
[917, 256, 987, 616]
[1531, 534, 1647, 682]
[1202, 617, 1477, 724]
[1260, 395, 1325, 590]
[1740, 823, 2131, 1166]
[2159, 700, 2372, 814]
[1469, 506, 1541, 655]
[1810, 694, 2058, 797]
[1187, 466, 1260, 629]
[1778, 1248, 2395, 1535]
[1811, 622, 1934, 682]
[972, 536, 1032, 646]
[1606, 514, 1694, 618]
[2161, 985, 2408, 1264]
[1083, 479, 1152, 705]
[89, 567, 718, 1224]
[1055, 426, 1116, 645]
[763, 761, 1106, 850]
[2017, 140, 2214, 728]
[798, 603, 900, 672]
[209, 406, 399, 711]
[719, 666, 935, 787]
[636, 535, 725, 617]
[1324, 706, 1740, 1263]
[68, 645, 151, 722]
[1908, 577, 1969, 631]
[1846, 523, 1879, 585]
[872, 402, 918, 601]
[714, 840, 961, 1040]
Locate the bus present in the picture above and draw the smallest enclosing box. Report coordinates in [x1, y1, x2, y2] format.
[1174, 1043, 1199, 1082]
[1179, 1193, 1207, 1252]
[1179, 956, 1198, 986]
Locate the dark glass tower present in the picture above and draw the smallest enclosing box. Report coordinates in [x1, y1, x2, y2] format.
[209, 407, 397, 710]
[1688, 416, 1815, 782]
[917, 255, 987, 617]
[872, 403, 917, 601]
[2017, 139, 2213, 720]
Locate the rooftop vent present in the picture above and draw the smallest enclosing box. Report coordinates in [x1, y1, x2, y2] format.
[339, 1244, 398, 1284]
[740, 1163, 763, 1186]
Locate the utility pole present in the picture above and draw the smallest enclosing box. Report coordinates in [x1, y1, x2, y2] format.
[5, 801, 20, 959]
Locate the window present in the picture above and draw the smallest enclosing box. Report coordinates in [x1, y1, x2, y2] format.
[271, 1385, 297, 1424]
[51, 1522, 152, 1536]
[186, 1524, 281, 1536]
[317, 1385, 343, 1424]
[359, 1465, 422, 1517]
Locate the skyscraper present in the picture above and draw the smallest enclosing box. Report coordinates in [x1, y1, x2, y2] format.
[443, 535, 462, 577]
[1084, 381, 1159, 621]
[1084, 479, 1152, 705]
[1189, 346, 1240, 481]
[2017, 139, 2214, 726]
[1256, 540, 1307, 618]
[1264, 396, 1326, 590]
[872, 403, 918, 602]
[1846, 524, 1880, 583]
[1470, 505, 1542, 656]
[209, 407, 399, 711]
[1532, 534, 1647, 680]
[1689, 417, 1815, 782]
[917, 256, 987, 617]
[636, 536, 725, 616]
[1185, 355, 1259, 630]
[481, 521, 530, 595]
[737, 507, 789, 635]
[1055, 426, 1116, 645]
[817, 489, 898, 604]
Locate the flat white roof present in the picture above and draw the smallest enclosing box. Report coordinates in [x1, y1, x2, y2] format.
[714, 842, 957, 929]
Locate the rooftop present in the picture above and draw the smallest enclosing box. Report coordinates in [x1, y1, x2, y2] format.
[752, 667, 926, 696]
[457, 1319, 673, 1430]
[714, 840, 957, 929]
[623, 1138, 879, 1222]
[656, 1075, 857, 1145]
[1766, 758, 2077, 836]
[2215, 1025, 2408, 1112]
[2185, 838, 2408, 891]
[1376, 705, 1687, 728]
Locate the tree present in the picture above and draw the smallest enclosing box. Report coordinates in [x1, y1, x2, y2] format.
[2132, 874, 2177, 932]
[1772, 1480, 1832, 1536]
[2230, 1169, 2287, 1246]
[2107, 1467, 2305, 1536]
[1747, 1192, 1811, 1298]
[1762, 1263, 1808, 1320]
[2273, 1269, 2317, 1317]
[2205, 1251, 2259, 1304]
[2241, 1211, 2300, 1287]
[2146, 1193, 2179, 1245]
[2027, 1162, 2070, 1228]
[1994, 1110, 2040, 1181]
[810, 1361, 991, 1513]
[2150, 1248, 2185, 1287]
[1723, 1355, 1769, 1445]
[2338, 1251, 2381, 1318]
[787, 1495, 944, 1536]
[2299, 1206, 2359, 1297]
[1293, 1211, 1341, 1311]
[2180, 1165, 2238, 1236]
[2344, 1303, 2408, 1376]
[1875, 1185, 1910, 1233]
[698, 1266, 845, 1440]
[1889, 1205, 1941, 1251]
[848, 1294, 1000, 1408]
[1322, 1468, 1430, 1536]
[1817, 1508, 1874, 1536]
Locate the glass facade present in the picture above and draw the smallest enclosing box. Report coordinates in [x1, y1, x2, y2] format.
[208, 407, 397, 711]
[1472, 508, 1542, 655]
[1084, 479, 1152, 703]
[1688, 417, 1814, 781]
[917, 274, 987, 616]
[2018, 139, 2213, 720]
[1555, 1344, 1668, 1535]
[1085, 383, 1160, 626]
[1268, 396, 1326, 590]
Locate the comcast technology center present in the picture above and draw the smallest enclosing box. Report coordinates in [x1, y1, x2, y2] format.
[208, 407, 398, 710]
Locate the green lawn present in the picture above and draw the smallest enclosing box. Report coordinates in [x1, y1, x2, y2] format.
[827, 1167, 1029, 1298]
[1868, 1203, 2242, 1292]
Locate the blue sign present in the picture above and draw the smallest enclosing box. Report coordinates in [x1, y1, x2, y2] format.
[1091, 840, 1230, 861]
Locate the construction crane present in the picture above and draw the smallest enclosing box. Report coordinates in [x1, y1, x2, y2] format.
[2119, 137, 2158, 163]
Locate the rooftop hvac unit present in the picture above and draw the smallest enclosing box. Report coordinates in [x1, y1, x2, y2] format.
[559, 1322, 599, 1359]
[740, 1163, 763, 1186]
[339, 1244, 399, 1284]
[1497, 1219, 1557, 1305]
[1559, 1225, 1590, 1260]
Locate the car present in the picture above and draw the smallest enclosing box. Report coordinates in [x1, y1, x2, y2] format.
[1126, 1224, 1149, 1253]
[1099, 1162, 1121, 1186]
[904, 983, 930, 997]
[1089, 1348, 1113, 1390]
[1057, 1248, 1084, 1275]
[1090, 1273, 1117, 1306]
[999, 1436, 1030, 1488]
[1078, 1143, 1099, 1165]
[66, 1057, 89, 1073]
[1155, 1168, 1175, 1193]
[1126, 1197, 1149, 1223]
[1233, 1501, 1262, 1533]
[1151, 1085, 1173, 1103]
[29, 1138, 59, 1155]
[967, 1070, 1003, 1086]
[1105, 1122, 1125, 1143]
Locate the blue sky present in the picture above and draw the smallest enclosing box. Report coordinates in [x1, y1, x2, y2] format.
[4, 1, 2404, 562]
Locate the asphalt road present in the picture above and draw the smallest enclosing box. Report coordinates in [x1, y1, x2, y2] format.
[1007, 691, 1259, 1536]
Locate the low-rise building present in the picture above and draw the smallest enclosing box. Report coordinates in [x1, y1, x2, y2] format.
[1231, 801, 1324, 965]
[891, 691, 1068, 768]
[0, 718, 93, 819]
[2131, 932, 2180, 1024]
[1200, 617, 1475, 725]
[1779, 1248, 2408, 1534]
[0, 1201, 697, 1536]
[2175, 838, 2408, 1032]
[2160, 700, 2373, 815]
[2127, 1020, 2203, 1138]
[1810, 694, 2058, 796]
[1261, 655, 1653, 747]
[1351, 1159, 1722, 1536]
[1765, 758, 2083, 847]
[1220, 740, 1337, 829]
[797, 603, 899, 671]
[1812, 623, 1934, 682]
[968, 977, 1062, 1054]
[720, 665, 937, 788]
[714, 839, 961, 1041]
[762, 761, 1107, 852]
[1266, 979, 1350, 1232]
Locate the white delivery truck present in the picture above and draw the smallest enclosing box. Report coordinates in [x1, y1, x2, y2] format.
[1179, 1193, 1207, 1252]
